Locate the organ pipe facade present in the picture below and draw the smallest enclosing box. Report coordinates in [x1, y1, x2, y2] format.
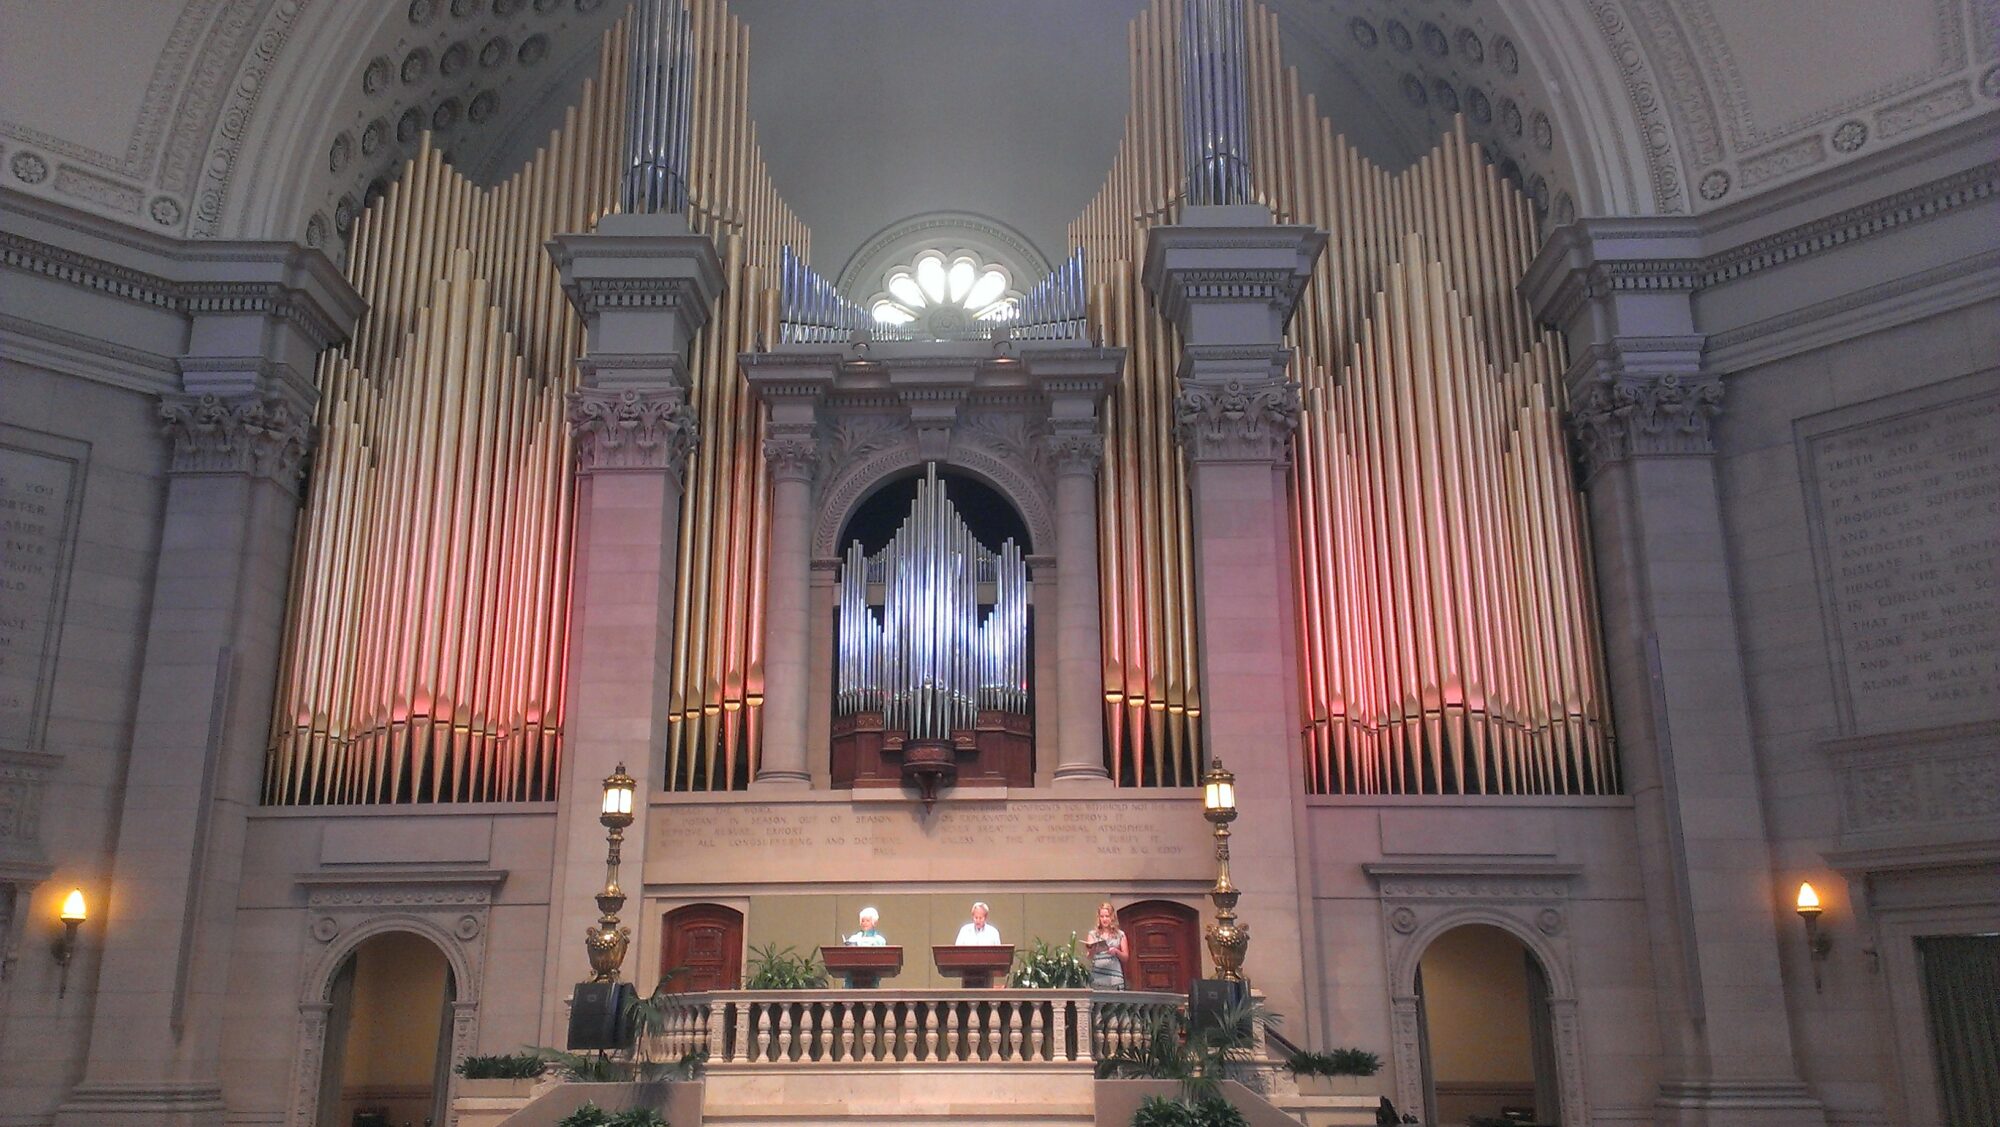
[1070, 0, 1206, 787]
[1072, 0, 1617, 795]
[266, 2, 808, 803]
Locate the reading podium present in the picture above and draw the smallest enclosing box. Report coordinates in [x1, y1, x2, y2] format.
[820, 945, 903, 988]
[932, 944, 1014, 989]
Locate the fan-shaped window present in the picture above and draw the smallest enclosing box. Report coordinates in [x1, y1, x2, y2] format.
[869, 249, 1019, 331]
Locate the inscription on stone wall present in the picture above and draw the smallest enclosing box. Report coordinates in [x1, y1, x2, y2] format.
[0, 432, 85, 752]
[650, 798, 1210, 885]
[1803, 388, 1999, 733]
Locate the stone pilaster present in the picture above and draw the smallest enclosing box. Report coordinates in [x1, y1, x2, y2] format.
[1045, 420, 1109, 785]
[745, 364, 835, 788]
[58, 245, 360, 1127]
[1143, 205, 1324, 1027]
[539, 212, 720, 1027]
[1525, 219, 1827, 1127]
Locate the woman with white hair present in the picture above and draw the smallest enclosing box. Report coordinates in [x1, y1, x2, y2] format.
[955, 901, 1002, 945]
[846, 906, 886, 946]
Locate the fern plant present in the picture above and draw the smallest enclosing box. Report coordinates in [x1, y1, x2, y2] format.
[455, 1052, 547, 1079]
[1010, 934, 1092, 988]
[744, 943, 828, 989]
[556, 1104, 668, 1127]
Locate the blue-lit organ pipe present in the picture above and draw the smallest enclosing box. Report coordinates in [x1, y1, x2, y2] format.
[622, 0, 694, 213]
[1179, 0, 1251, 206]
[835, 467, 1031, 740]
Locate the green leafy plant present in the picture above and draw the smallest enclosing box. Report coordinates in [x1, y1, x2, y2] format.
[555, 1105, 668, 1127]
[533, 1047, 627, 1082]
[1287, 1047, 1382, 1077]
[1096, 997, 1279, 1101]
[455, 1052, 548, 1079]
[1131, 1093, 1246, 1127]
[1010, 934, 1092, 988]
[744, 943, 828, 989]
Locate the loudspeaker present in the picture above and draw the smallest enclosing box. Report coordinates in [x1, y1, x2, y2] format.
[1188, 977, 1249, 1035]
[567, 980, 638, 1050]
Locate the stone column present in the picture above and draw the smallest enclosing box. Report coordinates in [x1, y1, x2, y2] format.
[1143, 205, 1326, 1024]
[1525, 221, 1827, 1127]
[756, 411, 820, 787]
[539, 213, 720, 1023]
[58, 250, 361, 1127]
[1046, 418, 1109, 784]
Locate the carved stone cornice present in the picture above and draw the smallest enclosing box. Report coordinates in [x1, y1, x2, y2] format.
[1141, 214, 1326, 335]
[562, 276, 714, 319]
[158, 392, 312, 488]
[1568, 368, 1724, 481]
[1155, 267, 1312, 326]
[567, 387, 698, 478]
[1175, 376, 1300, 465]
[762, 420, 820, 483]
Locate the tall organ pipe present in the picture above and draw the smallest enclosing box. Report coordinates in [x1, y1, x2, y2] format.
[624, 0, 694, 213]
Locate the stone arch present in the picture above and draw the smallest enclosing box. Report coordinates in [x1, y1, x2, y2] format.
[812, 435, 1056, 561]
[286, 910, 488, 1127]
[1385, 909, 1588, 1127]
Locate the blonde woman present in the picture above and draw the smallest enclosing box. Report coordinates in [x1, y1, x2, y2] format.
[1084, 901, 1129, 989]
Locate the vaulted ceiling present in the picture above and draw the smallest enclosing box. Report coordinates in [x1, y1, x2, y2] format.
[2, 0, 1993, 278]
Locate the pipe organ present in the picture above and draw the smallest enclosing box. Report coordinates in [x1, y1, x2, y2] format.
[835, 467, 1032, 738]
[1072, 0, 1617, 795]
[266, 0, 808, 802]
[830, 468, 1035, 789]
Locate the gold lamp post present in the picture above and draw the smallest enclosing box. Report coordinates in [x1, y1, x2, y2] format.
[1202, 758, 1248, 981]
[585, 764, 637, 982]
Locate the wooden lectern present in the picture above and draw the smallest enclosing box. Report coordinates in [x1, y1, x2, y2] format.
[820, 945, 903, 988]
[933, 944, 1014, 989]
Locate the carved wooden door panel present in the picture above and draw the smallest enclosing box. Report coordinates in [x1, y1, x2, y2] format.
[1119, 900, 1200, 994]
[661, 904, 744, 991]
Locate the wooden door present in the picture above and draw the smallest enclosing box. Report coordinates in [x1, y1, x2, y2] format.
[1119, 900, 1200, 994]
[660, 904, 743, 992]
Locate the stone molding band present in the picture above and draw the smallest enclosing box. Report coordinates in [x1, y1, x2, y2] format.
[568, 386, 699, 478]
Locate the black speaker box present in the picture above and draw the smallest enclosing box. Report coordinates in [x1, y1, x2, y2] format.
[567, 980, 638, 1050]
[1188, 977, 1249, 1035]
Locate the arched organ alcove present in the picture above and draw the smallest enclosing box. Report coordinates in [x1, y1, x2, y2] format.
[830, 467, 1034, 793]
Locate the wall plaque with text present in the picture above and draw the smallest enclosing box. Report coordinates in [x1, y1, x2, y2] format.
[0, 427, 87, 753]
[1799, 377, 1999, 734]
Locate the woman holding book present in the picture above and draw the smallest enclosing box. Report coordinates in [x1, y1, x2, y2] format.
[1084, 901, 1129, 989]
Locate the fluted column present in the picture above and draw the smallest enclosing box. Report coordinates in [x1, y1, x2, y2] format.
[58, 247, 360, 1127]
[1525, 220, 1827, 1127]
[1145, 204, 1325, 1024]
[540, 212, 720, 1025]
[756, 415, 819, 787]
[1048, 424, 1110, 784]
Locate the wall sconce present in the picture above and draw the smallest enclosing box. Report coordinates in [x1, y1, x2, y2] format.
[53, 888, 87, 998]
[1795, 881, 1831, 992]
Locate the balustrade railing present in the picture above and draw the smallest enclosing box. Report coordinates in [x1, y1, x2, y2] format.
[641, 989, 1182, 1067]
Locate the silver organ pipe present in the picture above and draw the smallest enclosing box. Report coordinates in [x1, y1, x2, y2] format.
[1180, 0, 1252, 207]
[623, 0, 694, 214]
[834, 466, 1032, 740]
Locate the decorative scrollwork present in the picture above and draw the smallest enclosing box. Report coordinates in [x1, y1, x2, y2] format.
[1174, 377, 1300, 464]
[1569, 373, 1723, 479]
[158, 392, 312, 488]
[762, 421, 820, 483]
[568, 387, 699, 478]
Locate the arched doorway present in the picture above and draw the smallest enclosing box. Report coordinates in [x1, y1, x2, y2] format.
[314, 931, 456, 1127]
[1415, 924, 1561, 1126]
[1119, 900, 1201, 994]
[661, 904, 745, 991]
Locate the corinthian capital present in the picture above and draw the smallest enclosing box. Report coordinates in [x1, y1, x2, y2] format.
[568, 387, 699, 478]
[1174, 377, 1300, 465]
[762, 421, 820, 483]
[1042, 427, 1104, 476]
[158, 392, 312, 489]
[1568, 372, 1724, 481]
